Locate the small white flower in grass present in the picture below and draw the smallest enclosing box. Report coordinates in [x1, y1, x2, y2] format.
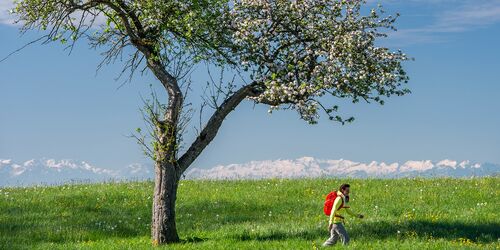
[412, 208, 415, 212]
[375, 205, 378, 209]
[397, 230, 401, 234]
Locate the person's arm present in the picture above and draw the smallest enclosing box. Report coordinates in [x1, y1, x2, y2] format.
[328, 196, 342, 225]
[345, 206, 364, 218]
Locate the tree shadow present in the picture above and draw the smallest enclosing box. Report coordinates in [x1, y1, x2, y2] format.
[0, 197, 275, 247]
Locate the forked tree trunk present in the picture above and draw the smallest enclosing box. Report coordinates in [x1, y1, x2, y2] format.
[147, 81, 256, 246]
[151, 160, 181, 244]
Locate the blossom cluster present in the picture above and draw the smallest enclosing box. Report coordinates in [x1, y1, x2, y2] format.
[229, 0, 410, 123]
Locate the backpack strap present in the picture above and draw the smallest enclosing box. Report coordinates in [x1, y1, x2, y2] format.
[338, 194, 349, 210]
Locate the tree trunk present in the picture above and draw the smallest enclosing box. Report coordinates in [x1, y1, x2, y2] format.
[151, 160, 180, 245]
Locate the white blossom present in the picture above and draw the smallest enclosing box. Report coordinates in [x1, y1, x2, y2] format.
[229, 0, 409, 123]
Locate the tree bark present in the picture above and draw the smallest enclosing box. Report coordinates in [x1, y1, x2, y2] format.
[151, 159, 180, 244]
[140, 48, 184, 245]
[178, 82, 262, 172]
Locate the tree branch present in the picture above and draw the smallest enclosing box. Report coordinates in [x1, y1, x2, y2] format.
[177, 82, 261, 172]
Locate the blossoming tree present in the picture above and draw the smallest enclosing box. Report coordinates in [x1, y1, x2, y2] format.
[11, 0, 409, 245]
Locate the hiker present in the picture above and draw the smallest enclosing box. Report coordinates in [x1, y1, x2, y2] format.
[322, 183, 364, 246]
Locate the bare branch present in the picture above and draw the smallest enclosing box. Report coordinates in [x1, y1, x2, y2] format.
[178, 82, 260, 171]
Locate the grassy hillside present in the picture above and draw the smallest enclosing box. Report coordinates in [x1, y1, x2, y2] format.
[1, 178, 499, 249]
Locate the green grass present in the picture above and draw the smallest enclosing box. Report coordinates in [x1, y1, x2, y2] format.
[1, 178, 499, 249]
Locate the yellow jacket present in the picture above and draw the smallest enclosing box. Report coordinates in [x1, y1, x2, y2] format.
[328, 191, 359, 224]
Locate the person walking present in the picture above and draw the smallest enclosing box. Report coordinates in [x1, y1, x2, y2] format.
[322, 183, 364, 246]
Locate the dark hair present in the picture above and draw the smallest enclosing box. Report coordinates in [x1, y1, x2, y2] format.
[339, 183, 350, 191]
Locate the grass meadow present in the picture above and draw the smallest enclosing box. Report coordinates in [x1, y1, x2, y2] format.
[0, 177, 499, 249]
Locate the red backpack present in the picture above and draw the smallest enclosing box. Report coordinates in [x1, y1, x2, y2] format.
[323, 190, 344, 216]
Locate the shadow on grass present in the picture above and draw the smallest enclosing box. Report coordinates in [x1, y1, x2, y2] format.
[351, 220, 500, 243]
[231, 220, 500, 243]
[181, 236, 207, 243]
[0, 198, 276, 246]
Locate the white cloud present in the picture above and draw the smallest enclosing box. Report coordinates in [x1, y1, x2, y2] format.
[0, 1, 106, 27]
[436, 1, 500, 30]
[386, 0, 500, 45]
[0, 1, 15, 26]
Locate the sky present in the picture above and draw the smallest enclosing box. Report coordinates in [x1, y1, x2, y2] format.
[1, 0, 499, 171]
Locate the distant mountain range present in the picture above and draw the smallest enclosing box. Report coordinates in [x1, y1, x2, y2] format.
[185, 157, 500, 179]
[0, 159, 152, 187]
[1, 157, 499, 186]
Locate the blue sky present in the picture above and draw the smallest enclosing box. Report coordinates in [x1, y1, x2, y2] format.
[1, 0, 499, 171]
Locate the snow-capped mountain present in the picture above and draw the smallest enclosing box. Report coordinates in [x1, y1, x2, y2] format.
[184, 157, 500, 180]
[0, 159, 152, 187]
[1, 157, 498, 186]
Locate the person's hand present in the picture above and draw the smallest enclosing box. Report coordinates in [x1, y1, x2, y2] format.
[358, 214, 364, 219]
[328, 223, 333, 231]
